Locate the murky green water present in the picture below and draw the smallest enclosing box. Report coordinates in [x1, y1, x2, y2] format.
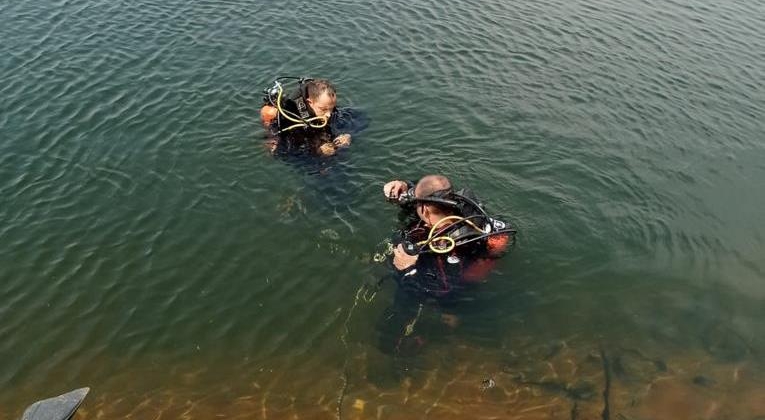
[2, 0, 765, 418]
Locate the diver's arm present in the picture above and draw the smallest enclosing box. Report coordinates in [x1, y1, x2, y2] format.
[461, 233, 511, 282]
[264, 137, 278, 155]
[462, 257, 498, 283]
[329, 106, 368, 147]
[263, 126, 283, 156]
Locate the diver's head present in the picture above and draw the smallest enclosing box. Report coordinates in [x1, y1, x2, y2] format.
[414, 175, 455, 225]
[304, 79, 337, 120]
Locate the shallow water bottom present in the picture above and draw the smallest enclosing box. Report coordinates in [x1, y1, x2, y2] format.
[6, 336, 765, 420]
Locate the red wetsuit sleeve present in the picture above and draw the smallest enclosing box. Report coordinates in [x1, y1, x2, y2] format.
[462, 258, 498, 283]
[462, 234, 510, 283]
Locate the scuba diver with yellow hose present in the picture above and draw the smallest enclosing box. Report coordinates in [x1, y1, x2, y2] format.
[383, 174, 515, 297]
[260, 77, 356, 157]
[373, 174, 516, 361]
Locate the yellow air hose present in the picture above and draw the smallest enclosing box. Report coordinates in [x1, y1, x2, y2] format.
[417, 216, 484, 254]
[275, 83, 328, 132]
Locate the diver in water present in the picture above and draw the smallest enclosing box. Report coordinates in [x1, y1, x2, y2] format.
[375, 175, 515, 358]
[260, 77, 354, 157]
[383, 174, 515, 298]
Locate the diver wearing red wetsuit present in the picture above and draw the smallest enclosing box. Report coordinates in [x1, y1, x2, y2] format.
[383, 175, 515, 299]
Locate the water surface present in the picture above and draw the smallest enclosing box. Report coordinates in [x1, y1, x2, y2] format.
[1, 0, 765, 418]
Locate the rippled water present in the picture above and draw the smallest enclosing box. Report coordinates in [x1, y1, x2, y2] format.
[2, 0, 765, 418]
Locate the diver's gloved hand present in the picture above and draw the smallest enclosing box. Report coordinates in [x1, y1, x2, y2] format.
[333, 133, 351, 148]
[393, 243, 419, 271]
[319, 142, 336, 156]
[383, 180, 409, 200]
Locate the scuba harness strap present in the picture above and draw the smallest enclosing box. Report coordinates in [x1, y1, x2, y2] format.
[293, 78, 313, 120]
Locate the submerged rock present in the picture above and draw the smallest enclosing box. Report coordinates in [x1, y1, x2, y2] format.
[702, 324, 751, 362]
[320, 228, 340, 240]
[692, 375, 716, 387]
[611, 349, 665, 383]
